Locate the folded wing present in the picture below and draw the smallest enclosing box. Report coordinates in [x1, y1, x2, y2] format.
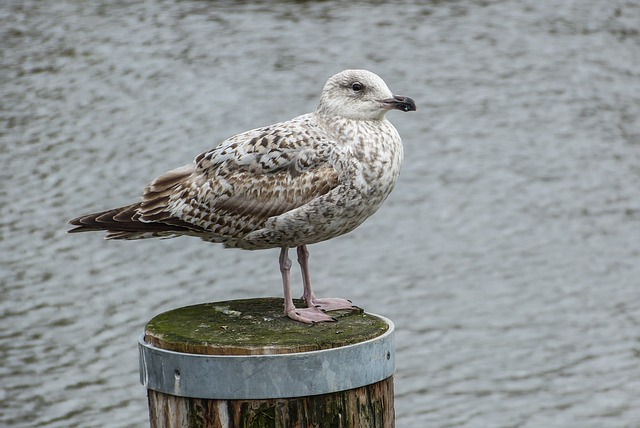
[69, 119, 340, 242]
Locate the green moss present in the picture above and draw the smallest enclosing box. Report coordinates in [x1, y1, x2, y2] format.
[145, 298, 389, 355]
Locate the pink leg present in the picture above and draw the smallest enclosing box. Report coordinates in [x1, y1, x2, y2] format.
[279, 247, 335, 324]
[297, 245, 356, 312]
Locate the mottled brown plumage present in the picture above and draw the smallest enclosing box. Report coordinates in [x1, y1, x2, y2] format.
[70, 69, 416, 323]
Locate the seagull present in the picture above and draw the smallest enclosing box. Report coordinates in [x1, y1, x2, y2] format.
[69, 69, 416, 324]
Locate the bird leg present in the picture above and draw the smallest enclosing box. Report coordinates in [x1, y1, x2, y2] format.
[279, 247, 336, 324]
[297, 245, 356, 312]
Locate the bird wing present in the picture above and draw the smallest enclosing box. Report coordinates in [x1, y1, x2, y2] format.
[138, 117, 340, 237]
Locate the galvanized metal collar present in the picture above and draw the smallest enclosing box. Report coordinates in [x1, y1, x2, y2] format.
[139, 315, 395, 399]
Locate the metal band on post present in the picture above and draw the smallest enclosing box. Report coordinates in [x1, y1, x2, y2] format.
[139, 315, 394, 400]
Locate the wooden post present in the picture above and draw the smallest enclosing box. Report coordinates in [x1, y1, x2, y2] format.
[139, 298, 395, 428]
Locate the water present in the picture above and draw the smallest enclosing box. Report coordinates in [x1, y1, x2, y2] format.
[2, 1, 640, 426]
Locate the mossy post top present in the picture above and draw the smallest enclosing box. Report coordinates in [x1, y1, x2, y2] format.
[144, 297, 391, 355]
[139, 298, 395, 399]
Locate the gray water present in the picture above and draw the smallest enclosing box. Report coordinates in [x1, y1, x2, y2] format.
[2, 1, 640, 427]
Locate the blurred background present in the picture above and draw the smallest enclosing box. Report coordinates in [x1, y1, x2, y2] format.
[2, 1, 639, 427]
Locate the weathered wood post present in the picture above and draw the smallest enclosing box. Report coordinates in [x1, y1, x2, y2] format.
[139, 297, 395, 427]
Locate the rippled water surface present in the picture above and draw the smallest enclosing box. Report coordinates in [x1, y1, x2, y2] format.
[2, 1, 640, 427]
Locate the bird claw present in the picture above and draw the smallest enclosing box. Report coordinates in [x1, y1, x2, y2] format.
[286, 307, 338, 324]
[307, 297, 356, 312]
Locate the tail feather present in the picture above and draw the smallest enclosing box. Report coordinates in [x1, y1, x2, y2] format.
[68, 164, 205, 240]
[68, 203, 203, 239]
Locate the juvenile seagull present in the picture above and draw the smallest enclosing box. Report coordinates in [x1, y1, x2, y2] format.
[69, 69, 416, 324]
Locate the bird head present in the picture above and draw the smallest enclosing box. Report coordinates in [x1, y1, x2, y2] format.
[317, 69, 416, 121]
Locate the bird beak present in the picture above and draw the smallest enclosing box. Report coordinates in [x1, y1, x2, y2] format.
[382, 95, 417, 112]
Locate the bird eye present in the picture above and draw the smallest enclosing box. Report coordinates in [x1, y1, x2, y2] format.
[351, 82, 364, 92]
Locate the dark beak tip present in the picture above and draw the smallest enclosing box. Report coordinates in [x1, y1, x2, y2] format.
[401, 96, 417, 112]
[386, 95, 416, 112]
[382, 96, 417, 112]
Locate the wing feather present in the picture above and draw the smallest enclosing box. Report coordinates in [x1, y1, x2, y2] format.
[69, 116, 340, 242]
[135, 117, 340, 240]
